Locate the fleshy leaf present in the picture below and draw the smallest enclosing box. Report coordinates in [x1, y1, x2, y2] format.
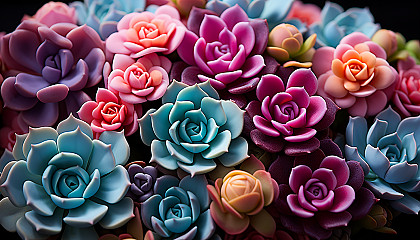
[94, 165, 130, 204]
[99, 197, 134, 229]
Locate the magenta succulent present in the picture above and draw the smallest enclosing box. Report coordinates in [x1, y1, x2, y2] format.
[174, 5, 270, 107]
[0, 21, 105, 127]
[268, 139, 376, 240]
[245, 68, 338, 156]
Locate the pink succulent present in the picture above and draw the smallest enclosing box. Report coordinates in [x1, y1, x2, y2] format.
[176, 5, 268, 91]
[207, 156, 279, 237]
[107, 53, 171, 104]
[245, 68, 338, 156]
[78, 88, 140, 138]
[268, 140, 376, 239]
[22, 1, 77, 27]
[312, 32, 398, 117]
[393, 56, 420, 117]
[286, 0, 321, 26]
[287, 156, 356, 219]
[106, 5, 186, 59]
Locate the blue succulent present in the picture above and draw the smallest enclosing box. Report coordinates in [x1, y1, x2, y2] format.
[0, 114, 133, 239]
[345, 107, 420, 214]
[70, 0, 146, 39]
[138, 80, 249, 176]
[308, 1, 380, 48]
[206, 0, 294, 30]
[141, 174, 215, 239]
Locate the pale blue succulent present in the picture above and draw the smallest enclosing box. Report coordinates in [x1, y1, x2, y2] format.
[345, 107, 420, 214]
[138, 80, 249, 176]
[70, 0, 146, 39]
[0, 114, 133, 240]
[308, 1, 380, 48]
[206, 0, 294, 30]
[141, 174, 215, 239]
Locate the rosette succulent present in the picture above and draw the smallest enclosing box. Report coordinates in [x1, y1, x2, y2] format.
[138, 80, 249, 175]
[206, 0, 294, 30]
[245, 68, 338, 156]
[0, 21, 105, 127]
[70, 0, 146, 39]
[126, 161, 158, 203]
[0, 115, 133, 239]
[312, 32, 398, 117]
[308, 1, 380, 48]
[176, 5, 269, 95]
[345, 106, 420, 214]
[392, 56, 420, 117]
[78, 88, 140, 138]
[141, 174, 216, 240]
[269, 139, 376, 240]
[207, 156, 279, 237]
[106, 5, 186, 59]
[267, 23, 316, 68]
[22, 1, 77, 27]
[107, 53, 171, 105]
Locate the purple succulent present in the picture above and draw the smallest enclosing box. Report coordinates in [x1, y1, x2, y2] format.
[173, 5, 271, 108]
[245, 68, 338, 156]
[126, 162, 158, 203]
[0, 20, 105, 127]
[268, 139, 376, 240]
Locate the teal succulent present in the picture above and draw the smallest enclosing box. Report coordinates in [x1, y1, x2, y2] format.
[138, 81, 249, 175]
[0, 115, 133, 240]
[141, 174, 215, 239]
[309, 1, 380, 48]
[345, 107, 420, 214]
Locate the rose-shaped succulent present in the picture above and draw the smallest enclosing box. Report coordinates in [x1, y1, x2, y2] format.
[107, 53, 171, 105]
[70, 0, 146, 40]
[0, 21, 105, 127]
[125, 161, 158, 203]
[206, 0, 294, 30]
[308, 1, 380, 48]
[176, 5, 269, 94]
[345, 106, 420, 214]
[245, 68, 338, 156]
[392, 56, 420, 117]
[312, 32, 398, 117]
[268, 139, 376, 240]
[138, 80, 249, 175]
[78, 88, 140, 138]
[267, 23, 316, 68]
[207, 155, 279, 237]
[141, 174, 216, 239]
[22, 1, 77, 27]
[106, 5, 186, 59]
[0, 115, 133, 239]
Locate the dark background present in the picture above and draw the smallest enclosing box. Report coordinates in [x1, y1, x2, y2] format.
[0, 0, 419, 239]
